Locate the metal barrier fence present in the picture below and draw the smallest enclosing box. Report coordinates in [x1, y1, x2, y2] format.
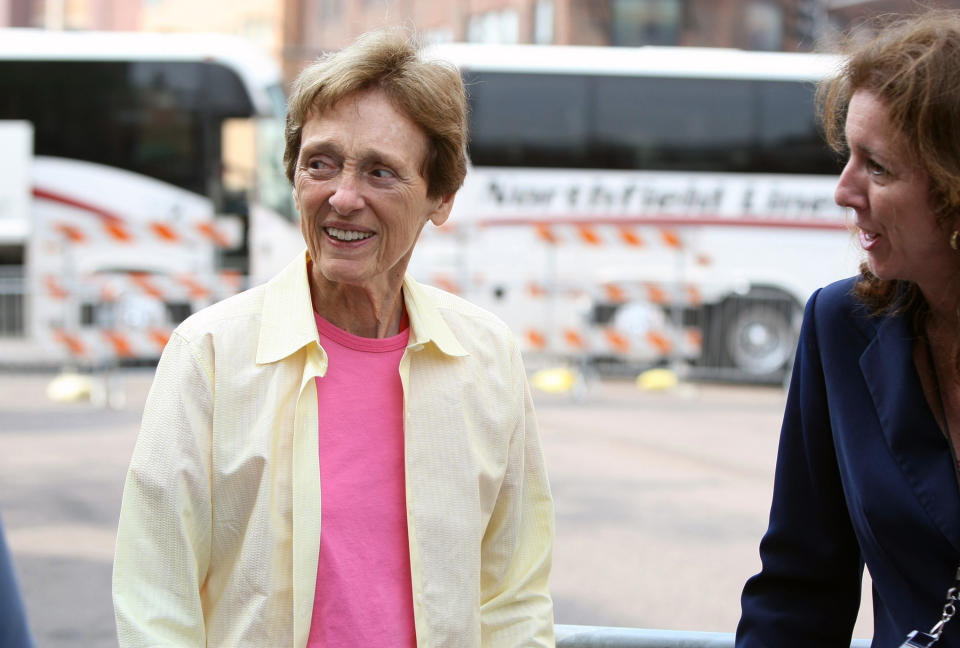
[2, 270, 242, 366]
[555, 625, 872, 647]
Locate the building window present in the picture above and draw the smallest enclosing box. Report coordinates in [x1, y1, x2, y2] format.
[534, 0, 555, 44]
[611, 0, 682, 47]
[745, 1, 783, 50]
[467, 9, 520, 44]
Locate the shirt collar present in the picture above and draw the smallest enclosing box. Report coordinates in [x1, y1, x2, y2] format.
[402, 274, 468, 358]
[256, 249, 320, 365]
[256, 249, 468, 364]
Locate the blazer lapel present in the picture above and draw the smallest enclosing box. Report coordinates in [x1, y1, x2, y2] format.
[860, 313, 960, 554]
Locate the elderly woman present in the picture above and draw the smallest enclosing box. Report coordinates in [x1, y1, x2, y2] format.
[737, 11, 960, 648]
[113, 31, 555, 648]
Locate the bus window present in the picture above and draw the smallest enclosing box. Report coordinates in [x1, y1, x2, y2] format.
[756, 80, 843, 175]
[462, 69, 841, 176]
[200, 63, 256, 117]
[594, 76, 754, 172]
[222, 118, 256, 198]
[251, 82, 297, 223]
[255, 117, 298, 223]
[466, 71, 589, 168]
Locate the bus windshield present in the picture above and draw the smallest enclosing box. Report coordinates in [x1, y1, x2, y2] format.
[0, 60, 255, 197]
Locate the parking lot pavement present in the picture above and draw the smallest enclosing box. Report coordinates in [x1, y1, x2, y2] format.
[0, 368, 873, 646]
[0, 370, 147, 648]
[536, 378, 784, 631]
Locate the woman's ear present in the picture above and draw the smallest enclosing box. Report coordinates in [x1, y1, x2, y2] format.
[428, 193, 455, 227]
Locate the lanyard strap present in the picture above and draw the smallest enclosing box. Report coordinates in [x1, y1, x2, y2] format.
[924, 337, 960, 641]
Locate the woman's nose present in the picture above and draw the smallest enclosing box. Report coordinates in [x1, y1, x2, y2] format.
[328, 171, 365, 216]
[833, 158, 864, 211]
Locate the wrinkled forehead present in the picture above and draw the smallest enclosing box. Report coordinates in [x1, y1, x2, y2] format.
[298, 89, 431, 169]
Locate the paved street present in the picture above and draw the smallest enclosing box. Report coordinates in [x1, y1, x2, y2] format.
[0, 368, 873, 646]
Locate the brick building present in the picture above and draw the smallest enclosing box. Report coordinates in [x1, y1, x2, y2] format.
[0, 0, 139, 29]
[5, 0, 960, 86]
[827, 0, 960, 33]
[280, 0, 797, 85]
[295, 0, 802, 56]
[284, 0, 960, 83]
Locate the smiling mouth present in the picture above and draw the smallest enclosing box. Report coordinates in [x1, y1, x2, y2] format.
[324, 226, 373, 242]
[859, 226, 880, 250]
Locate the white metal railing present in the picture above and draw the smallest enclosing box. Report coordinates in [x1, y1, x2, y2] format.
[555, 624, 873, 647]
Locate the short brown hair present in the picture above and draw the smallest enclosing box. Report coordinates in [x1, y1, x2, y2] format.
[818, 10, 960, 350]
[283, 29, 468, 199]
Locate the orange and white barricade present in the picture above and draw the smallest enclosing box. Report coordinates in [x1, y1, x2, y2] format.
[46, 216, 239, 249]
[519, 322, 702, 363]
[35, 270, 246, 364]
[42, 326, 174, 362]
[411, 218, 724, 366]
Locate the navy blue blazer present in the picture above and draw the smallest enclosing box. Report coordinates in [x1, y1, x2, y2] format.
[737, 277, 960, 647]
[0, 512, 33, 648]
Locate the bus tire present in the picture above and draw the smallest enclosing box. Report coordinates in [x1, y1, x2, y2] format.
[705, 294, 798, 381]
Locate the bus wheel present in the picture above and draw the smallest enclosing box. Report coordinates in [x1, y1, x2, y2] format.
[710, 295, 798, 380]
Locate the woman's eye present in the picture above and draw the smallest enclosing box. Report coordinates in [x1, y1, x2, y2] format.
[866, 158, 887, 176]
[370, 168, 395, 180]
[302, 156, 339, 176]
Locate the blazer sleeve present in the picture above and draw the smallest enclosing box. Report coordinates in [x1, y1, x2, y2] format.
[479, 333, 556, 647]
[736, 288, 864, 647]
[112, 331, 213, 647]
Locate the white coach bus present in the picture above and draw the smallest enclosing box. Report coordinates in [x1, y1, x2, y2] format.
[0, 28, 293, 364]
[414, 43, 858, 382]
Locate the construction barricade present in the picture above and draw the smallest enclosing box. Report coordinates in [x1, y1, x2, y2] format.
[410, 216, 822, 384]
[27, 179, 243, 367]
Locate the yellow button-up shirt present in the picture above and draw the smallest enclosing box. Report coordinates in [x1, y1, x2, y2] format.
[113, 250, 555, 647]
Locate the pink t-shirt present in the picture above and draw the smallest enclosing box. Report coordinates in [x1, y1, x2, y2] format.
[307, 312, 415, 648]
